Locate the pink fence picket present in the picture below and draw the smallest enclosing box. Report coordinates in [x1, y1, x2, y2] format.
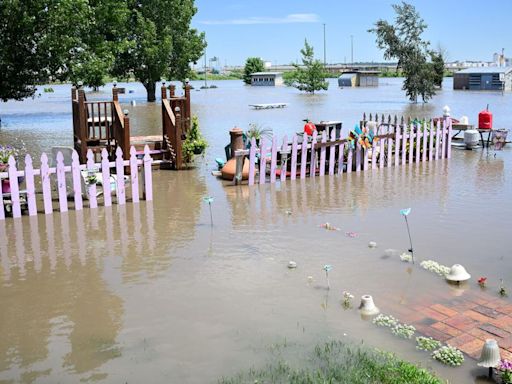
[319, 131, 327, 176]
[0, 145, 154, 220]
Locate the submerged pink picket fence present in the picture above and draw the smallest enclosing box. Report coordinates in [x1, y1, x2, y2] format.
[234, 118, 452, 186]
[0, 146, 153, 220]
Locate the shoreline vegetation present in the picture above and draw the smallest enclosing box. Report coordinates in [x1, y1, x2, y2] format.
[37, 70, 453, 88]
[218, 340, 443, 384]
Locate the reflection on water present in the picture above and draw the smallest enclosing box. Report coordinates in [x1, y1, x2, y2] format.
[0, 79, 511, 383]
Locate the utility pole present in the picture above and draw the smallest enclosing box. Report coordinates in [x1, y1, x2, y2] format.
[323, 23, 327, 66]
[350, 35, 354, 66]
[202, 34, 207, 88]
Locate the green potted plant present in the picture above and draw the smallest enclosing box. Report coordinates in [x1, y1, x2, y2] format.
[182, 116, 207, 163]
[245, 123, 272, 146]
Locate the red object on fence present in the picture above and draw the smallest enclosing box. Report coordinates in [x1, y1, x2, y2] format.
[478, 109, 493, 129]
[304, 121, 316, 135]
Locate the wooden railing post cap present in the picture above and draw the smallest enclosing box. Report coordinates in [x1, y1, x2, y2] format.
[123, 109, 129, 116]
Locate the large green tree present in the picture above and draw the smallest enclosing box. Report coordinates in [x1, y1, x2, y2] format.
[0, 0, 50, 101]
[369, 2, 438, 103]
[242, 57, 264, 85]
[113, 0, 205, 102]
[285, 40, 328, 93]
[0, 0, 128, 100]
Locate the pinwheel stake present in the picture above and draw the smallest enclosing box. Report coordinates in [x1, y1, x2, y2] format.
[400, 208, 414, 264]
[203, 196, 214, 226]
[323, 264, 332, 290]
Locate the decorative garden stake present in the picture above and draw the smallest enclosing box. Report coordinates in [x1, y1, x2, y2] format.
[203, 196, 214, 226]
[400, 208, 414, 263]
[323, 265, 332, 290]
[478, 277, 487, 288]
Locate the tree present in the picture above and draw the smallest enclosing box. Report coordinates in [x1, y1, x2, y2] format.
[242, 57, 264, 85]
[113, 0, 205, 102]
[0, 0, 50, 101]
[285, 40, 328, 93]
[0, 0, 127, 100]
[369, 2, 438, 103]
[431, 51, 445, 88]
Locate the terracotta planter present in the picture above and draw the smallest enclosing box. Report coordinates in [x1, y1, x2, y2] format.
[1, 179, 10, 194]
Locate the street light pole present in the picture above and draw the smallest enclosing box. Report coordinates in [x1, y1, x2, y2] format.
[323, 23, 326, 67]
[203, 35, 207, 88]
[350, 35, 354, 65]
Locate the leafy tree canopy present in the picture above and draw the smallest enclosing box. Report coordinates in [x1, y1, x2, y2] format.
[369, 2, 440, 103]
[1, 0, 204, 102]
[112, 0, 205, 101]
[242, 57, 264, 85]
[285, 39, 328, 93]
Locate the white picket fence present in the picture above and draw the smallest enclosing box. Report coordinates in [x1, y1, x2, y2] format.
[0, 146, 153, 220]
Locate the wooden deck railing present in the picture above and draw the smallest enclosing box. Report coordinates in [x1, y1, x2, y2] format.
[72, 86, 130, 164]
[160, 83, 191, 170]
[233, 118, 453, 186]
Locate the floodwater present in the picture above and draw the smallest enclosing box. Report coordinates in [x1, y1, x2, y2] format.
[0, 79, 512, 383]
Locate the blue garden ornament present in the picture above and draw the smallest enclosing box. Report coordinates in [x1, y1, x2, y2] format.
[400, 208, 411, 216]
[203, 196, 214, 226]
[400, 208, 414, 263]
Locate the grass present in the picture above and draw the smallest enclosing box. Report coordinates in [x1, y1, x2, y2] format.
[218, 340, 444, 384]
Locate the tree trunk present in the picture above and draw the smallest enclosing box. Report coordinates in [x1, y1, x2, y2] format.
[144, 82, 156, 102]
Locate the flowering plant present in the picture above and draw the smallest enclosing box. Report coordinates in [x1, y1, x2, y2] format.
[373, 314, 398, 328]
[416, 336, 442, 351]
[497, 359, 512, 383]
[432, 345, 464, 366]
[478, 277, 487, 288]
[420, 260, 451, 277]
[0, 145, 19, 170]
[400, 253, 412, 262]
[391, 323, 416, 339]
[341, 291, 354, 309]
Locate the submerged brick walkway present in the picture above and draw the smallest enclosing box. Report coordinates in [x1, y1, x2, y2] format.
[385, 288, 512, 360]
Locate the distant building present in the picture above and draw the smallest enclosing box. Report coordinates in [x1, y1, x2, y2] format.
[338, 70, 379, 87]
[453, 67, 512, 91]
[250, 72, 283, 86]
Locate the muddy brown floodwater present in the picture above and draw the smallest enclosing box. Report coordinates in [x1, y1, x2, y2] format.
[0, 78, 511, 383]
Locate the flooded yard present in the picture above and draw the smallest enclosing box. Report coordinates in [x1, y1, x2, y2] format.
[1, 78, 511, 383]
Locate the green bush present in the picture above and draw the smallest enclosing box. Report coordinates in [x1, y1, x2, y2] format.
[182, 116, 207, 163]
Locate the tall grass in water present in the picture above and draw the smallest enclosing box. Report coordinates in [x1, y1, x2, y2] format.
[218, 340, 442, 384]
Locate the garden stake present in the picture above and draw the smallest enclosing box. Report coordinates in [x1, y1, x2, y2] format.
[203, 196, 214, 226]
[400, 208, 414, 263]
[323, 265, 332, 290]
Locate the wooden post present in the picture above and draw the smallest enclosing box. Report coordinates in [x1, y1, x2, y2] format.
[161, 83, 167, 100]
[77, 89, 88, 163]
[112, 86, 119, 101]
[174, 107, 183, 169]
[169, 84, 176, 98]
[184, 81, 191, 121]
[71, 86, 77, 101]
[123, 110, 130, 157]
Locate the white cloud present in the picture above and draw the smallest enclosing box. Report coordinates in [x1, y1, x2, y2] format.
[199, 13, 320, 25]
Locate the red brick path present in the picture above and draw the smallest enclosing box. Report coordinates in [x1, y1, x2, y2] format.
[384, 288, 512, 360]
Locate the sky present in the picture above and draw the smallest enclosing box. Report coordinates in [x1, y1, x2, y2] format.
[192, 0, 512, 67]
